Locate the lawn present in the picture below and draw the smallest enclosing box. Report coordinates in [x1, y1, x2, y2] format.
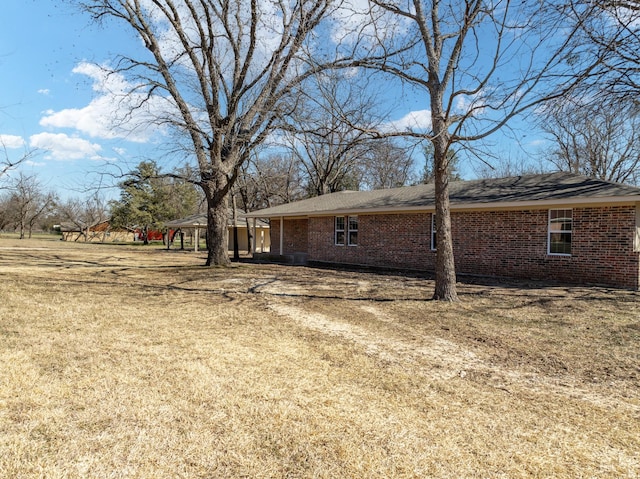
[0, 237, 639, 478]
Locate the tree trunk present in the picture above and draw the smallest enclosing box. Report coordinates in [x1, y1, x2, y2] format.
[431, 116, 459, 301]
[205, 192, 230, 267]
[232, 192, 240, 261]
[245, 218, 253, 254]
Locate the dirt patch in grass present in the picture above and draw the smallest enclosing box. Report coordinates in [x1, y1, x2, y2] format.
[0, 237, 639, 478]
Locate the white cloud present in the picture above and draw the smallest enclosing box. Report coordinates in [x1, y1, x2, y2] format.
[29, 132, 103, 161]
[383, 109, 432, 133]
[528, 138, 547, 147]
[25, 160, 46, 167]
[329, 0, 415, 52]
[0, 134, 26, 149]
[455, 90, 487, 118]
[39, 62, 169, 143]
[38, 89, 50, 95]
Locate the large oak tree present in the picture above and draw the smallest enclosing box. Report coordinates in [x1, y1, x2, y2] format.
[77, 0, 354, 265]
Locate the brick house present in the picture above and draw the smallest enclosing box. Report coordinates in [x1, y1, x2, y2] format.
[244, 172, 640, 289]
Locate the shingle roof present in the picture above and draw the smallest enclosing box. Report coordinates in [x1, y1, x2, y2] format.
[244, 172, 640, 218]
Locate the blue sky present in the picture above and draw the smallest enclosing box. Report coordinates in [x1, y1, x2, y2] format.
[0, 1, 159, 199]
[0, 1, 547, 201]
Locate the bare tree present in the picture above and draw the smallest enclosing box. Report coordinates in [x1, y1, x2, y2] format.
[567, 0, 640, 104]
[360, 139, 416, 189]
[356, 0, 602, 300]
[237, 153, 303, 211]
[8, 173, 57, 239]
[285, 72, 382, 196]
[57, 194, 110, 242]
[76, 0, 354, 266]
[0, 192, 15, 231]
[539, 97, 640, 185]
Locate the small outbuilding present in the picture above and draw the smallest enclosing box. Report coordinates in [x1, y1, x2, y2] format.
[244, 172, 640, 290]
[59, 221, 135, 243]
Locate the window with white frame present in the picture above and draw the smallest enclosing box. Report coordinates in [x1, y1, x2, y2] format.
[335, 216, 358, 246]
[548, 209, 572, 255]
[335, 216, 345, 245]
[348, 216, 358, 246]
[431, 214, 437, 250]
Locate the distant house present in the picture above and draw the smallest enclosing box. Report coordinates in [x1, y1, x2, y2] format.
[244, 172, 640, 290]
[59, 221, 135, 243]
[165, 212, 270, 253]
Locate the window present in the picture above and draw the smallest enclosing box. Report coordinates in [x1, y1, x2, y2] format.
[348, 216, 358, 246]
[548, 209, 572, 255]
[335, 216, 358, 246]
[335, 216, 345, 245]
[431, 214, 437, 251]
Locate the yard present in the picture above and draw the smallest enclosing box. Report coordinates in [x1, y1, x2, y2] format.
[0, 237, 639, 478]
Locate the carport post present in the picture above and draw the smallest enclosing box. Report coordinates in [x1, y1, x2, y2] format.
[252, 218, 257, 254]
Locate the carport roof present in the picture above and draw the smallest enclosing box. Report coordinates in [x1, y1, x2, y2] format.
[166, 213, 269, 228]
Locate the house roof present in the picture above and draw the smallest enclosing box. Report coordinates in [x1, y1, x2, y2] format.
[243, 172, 640, 218]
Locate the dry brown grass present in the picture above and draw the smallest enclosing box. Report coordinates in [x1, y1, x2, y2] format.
[0, 236, 639, 478]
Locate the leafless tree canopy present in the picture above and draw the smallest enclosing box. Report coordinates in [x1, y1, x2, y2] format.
[540, 97, 640, 185]
[2, 173, 57, 239]
[360, 139, 416, 189]
[236, 153, 304, 211]
[567, 0, 640, 104]
[77, 0, 355, 265]
[284, 72, 384, 196]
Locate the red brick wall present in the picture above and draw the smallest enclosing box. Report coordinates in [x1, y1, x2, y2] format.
[271, 218, 309, 254]
[294, 206, 640, 289]
[308, 214, 435, 270]
[451, 207, 640, 289]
